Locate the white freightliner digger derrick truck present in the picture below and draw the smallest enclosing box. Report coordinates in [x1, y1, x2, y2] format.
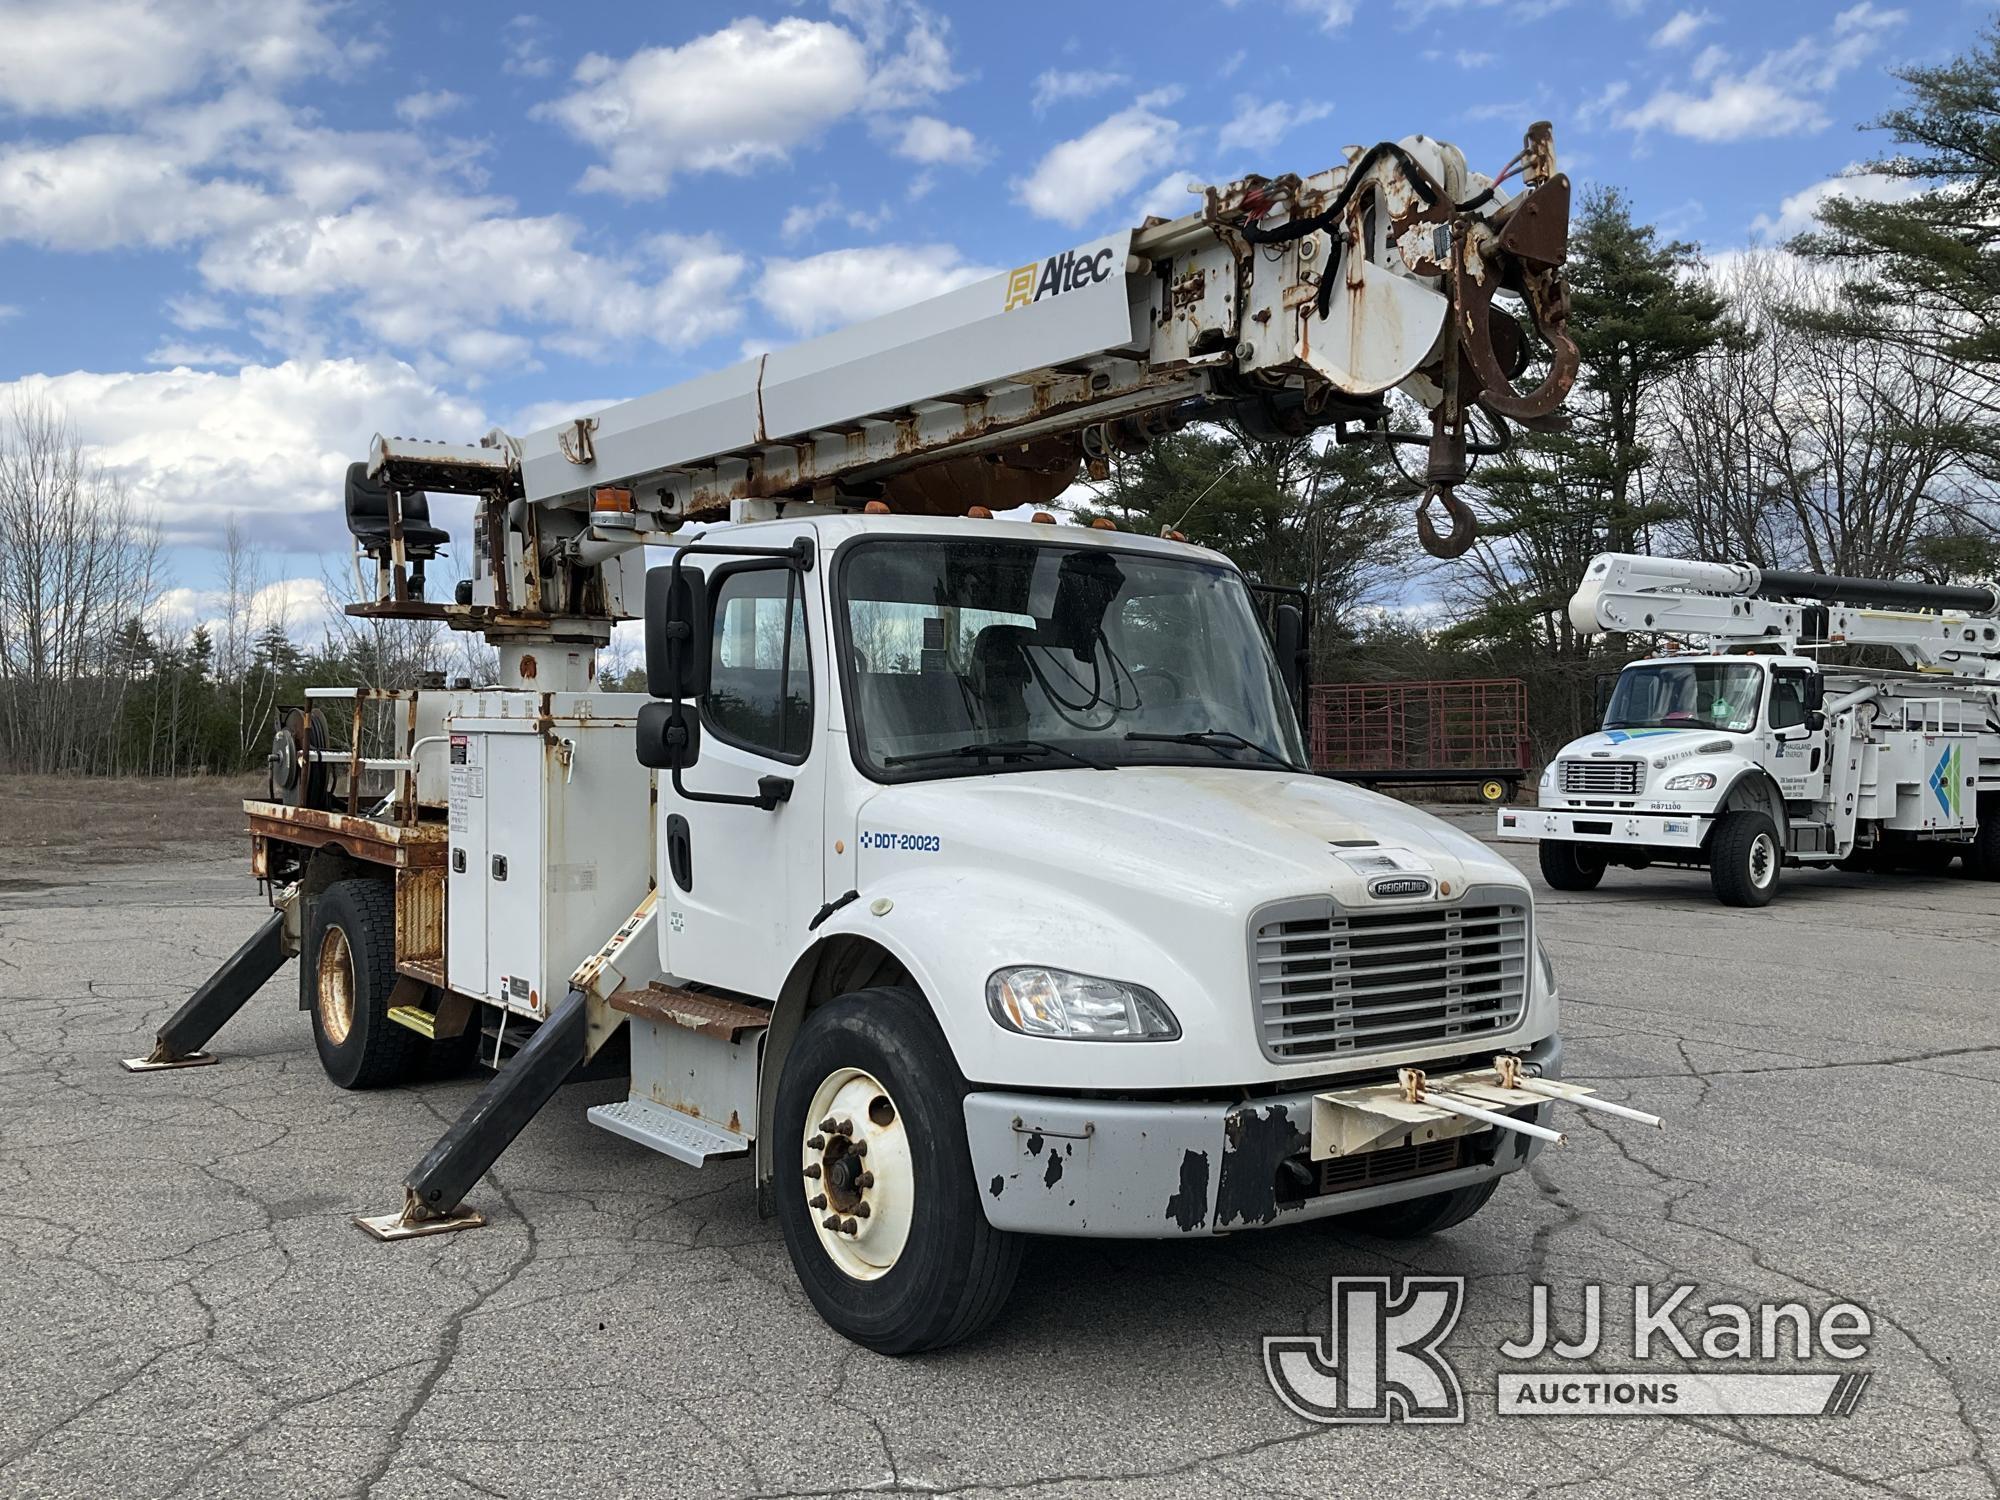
[1497, 553, 2000, 907]
[130, 124, 1664, 1353]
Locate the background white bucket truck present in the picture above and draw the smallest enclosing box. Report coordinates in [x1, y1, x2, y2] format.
[1498, 553, 2000, 906]
[128, 125, 1660, 1354]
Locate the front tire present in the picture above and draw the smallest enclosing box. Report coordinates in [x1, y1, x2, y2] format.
[774, 987, 1023, 1354]
[1710, 811, 1782, 907]
[1538, 840, 1607, 892]
[308, 879, 421, 1089]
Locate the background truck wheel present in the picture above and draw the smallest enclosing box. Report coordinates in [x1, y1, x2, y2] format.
[1340, 1178, 1498, 1238]
[308, 878, 422, 1090]
[1479, 778, 1509, 805]
[774, 986, 1023, 1355]
[1538, 840, 1607, 891]
[1970, 818, 2000, 880]
[1710, 811, 1782, 906]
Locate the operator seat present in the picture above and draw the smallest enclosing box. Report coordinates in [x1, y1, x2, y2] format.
[971, 624, 1035, 732]
[344, 461, 451, 598]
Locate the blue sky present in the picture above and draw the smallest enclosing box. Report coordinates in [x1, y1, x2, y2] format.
[0, 0, 1984, 632]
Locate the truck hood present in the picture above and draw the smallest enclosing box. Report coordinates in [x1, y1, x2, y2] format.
[1565, 727, 1730, 758]
[852, 766, 1526, 911]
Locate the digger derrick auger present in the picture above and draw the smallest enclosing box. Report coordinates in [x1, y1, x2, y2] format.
[1216, 121, 1577, 557]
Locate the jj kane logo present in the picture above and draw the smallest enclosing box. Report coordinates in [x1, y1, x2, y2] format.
[1004, 241, 1118, 311]
[1265, 1277, 1877, 1424]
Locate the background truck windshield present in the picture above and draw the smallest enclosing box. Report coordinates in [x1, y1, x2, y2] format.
[1604, 661, 1764, 734]
[840, 537, 1307, 777]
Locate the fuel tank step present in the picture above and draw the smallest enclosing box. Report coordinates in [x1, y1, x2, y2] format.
[587, 1096, 751, 1167]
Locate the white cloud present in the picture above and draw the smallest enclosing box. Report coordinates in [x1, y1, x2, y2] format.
[0, 132, 273, 250]
[0, 358, 484, 548]
[147, 341, 252, 366]
[509, 395, 627, 436]
[1216, 97, 1334, 156]
[0, 0, 361, 117]
[756, 243, 998, 337]
[1618, 4, 1905, 142]
[1016, 103, 1182, 228]
[1031, 68, 1128, 114]
[394, 90, 466, 125]
[501, 14, 554, 78]
[1133, 172, 1201, 221]
[1650, 9, 1714, 47]
[1291, 0, 1357, 29]
[0, 304, 19, 321]
[1750, 165, 1920, 240]
[540, 7, 960, 199]
[885, 115, 982, 166]
[154, 575, 339, 644]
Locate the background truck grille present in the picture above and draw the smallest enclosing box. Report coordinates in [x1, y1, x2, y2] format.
[1253, 898, 1529, 1062]
[1559, 758, 1641, 796]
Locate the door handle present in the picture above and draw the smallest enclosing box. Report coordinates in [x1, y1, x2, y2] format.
[666, 814, 693, 893]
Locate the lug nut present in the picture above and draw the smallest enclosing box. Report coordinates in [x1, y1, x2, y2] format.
[841, 1217, 858, 1235]
[803, 1163, 821, 1179]
[822, 1213, 841, 1230]
[857, 1171, 874, 1189]
[835, 1118, 853, 1137]
[808, 1194, 826, 1209]
[818, 1117, 837, 1134]
[849, 1140, 866, 1157]
[807, 1134, 825, 1151]
[854, 1202, 870, 1218]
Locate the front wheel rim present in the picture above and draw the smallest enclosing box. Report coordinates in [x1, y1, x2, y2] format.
[316, 926, 356, 1045]
[1749, 832, 1777, 887]
[802, 1067, 913, 1281]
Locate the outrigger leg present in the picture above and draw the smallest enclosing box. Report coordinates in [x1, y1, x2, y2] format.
[121, 907, 290, 1072]
[356, 987, 589, 1241]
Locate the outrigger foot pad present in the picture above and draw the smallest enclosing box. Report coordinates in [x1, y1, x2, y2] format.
[120, 1050, 219, 1072]
[356, 1188, 486, 1242]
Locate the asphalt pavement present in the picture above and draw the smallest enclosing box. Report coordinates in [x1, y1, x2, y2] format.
[2, 811, 1995, 1498]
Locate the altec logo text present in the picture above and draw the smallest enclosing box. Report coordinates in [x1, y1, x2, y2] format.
[1004, 244, 1117, 311]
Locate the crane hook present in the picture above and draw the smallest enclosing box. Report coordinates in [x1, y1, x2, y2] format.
[1416, 485, 1478, 559]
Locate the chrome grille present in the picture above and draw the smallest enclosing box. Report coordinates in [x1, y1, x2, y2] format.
[1559, 758, 1641, 796]
[1253, 898, 1529, 1062]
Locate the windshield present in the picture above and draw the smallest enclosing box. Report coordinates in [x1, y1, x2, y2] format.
[839, 537, 1308, 778]
[1604, 661, 1764, 734]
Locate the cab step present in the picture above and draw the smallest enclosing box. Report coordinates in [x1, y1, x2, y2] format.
[587, 1096, 751, 1167]
[608, 982, 770, 1040]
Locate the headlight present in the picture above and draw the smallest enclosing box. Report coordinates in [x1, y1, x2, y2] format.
[1536, 940, 1557, 995]
[1663, 771, 1716, 791]
[987, 967, 1180, 1041]
[1539, 765, 1553, 789]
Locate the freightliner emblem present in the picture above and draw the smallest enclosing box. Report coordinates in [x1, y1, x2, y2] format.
[1369, 876, 1434, 900]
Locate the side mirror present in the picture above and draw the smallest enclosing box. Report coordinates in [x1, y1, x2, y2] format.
[644, 564, 711, 700]
[1803, 674, 1826, 711]
[636, 701, 702, 770]
[1806, 709, 1827, 732]
[1272, 602, 1307, 712]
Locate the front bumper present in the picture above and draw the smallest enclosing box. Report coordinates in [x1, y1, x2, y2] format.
[1495, 807, 1709, 850]
[964, 1035, 1561, 1238]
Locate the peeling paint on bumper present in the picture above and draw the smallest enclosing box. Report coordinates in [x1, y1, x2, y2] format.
[964, 1035, 1562, 1238]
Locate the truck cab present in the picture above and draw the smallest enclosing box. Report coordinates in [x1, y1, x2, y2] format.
[1498, 651, 1834, 905]
[629, 512, 1567, 1347]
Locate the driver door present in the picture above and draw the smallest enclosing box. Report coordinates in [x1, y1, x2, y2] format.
[1765, 667, 1827, 800]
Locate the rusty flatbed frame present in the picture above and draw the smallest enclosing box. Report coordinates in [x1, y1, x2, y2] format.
[245, 799, 447, 869]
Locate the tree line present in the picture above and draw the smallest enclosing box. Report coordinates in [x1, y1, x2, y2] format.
[5, 27, 2000, 774]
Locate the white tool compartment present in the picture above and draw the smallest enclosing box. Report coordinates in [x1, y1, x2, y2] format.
[446, 691, 653, 1016]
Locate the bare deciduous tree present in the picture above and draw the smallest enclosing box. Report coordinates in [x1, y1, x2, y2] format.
[0, 394, 162, 774]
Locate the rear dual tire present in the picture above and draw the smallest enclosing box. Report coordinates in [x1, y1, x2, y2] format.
[308, 878, 423, 1090]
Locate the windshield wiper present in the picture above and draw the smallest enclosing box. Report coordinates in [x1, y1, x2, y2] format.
[883, 739, 1108, 771]
[1123, 730, 1302, 771]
